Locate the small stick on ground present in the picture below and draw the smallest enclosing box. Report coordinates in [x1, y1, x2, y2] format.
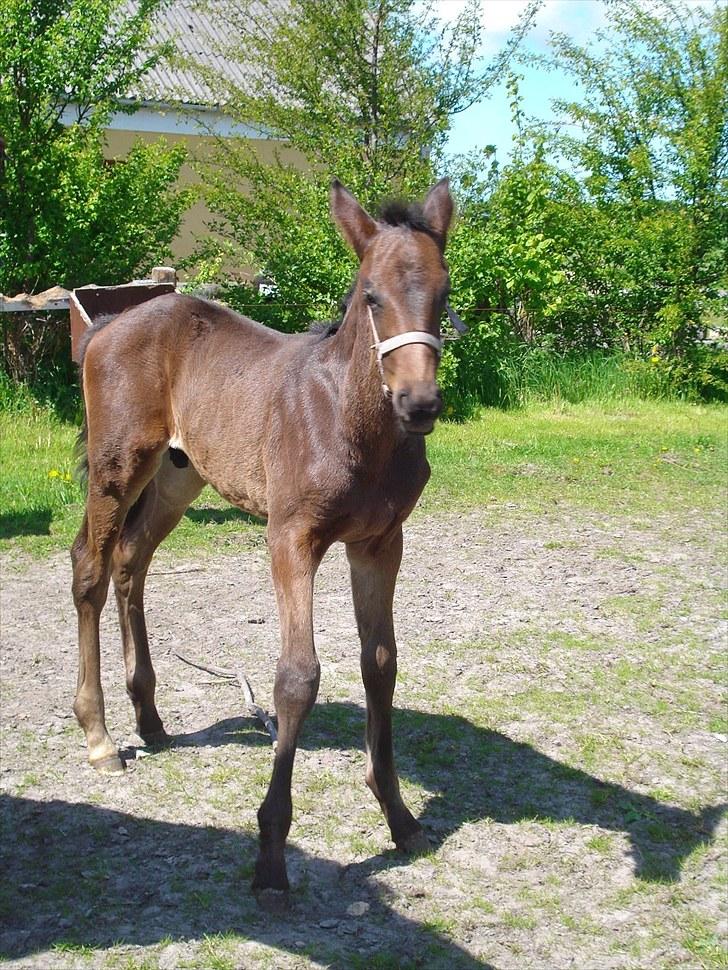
[149, 565, 204, 575]
[173, 650, 277, 746]
[235, 668, 278, 747]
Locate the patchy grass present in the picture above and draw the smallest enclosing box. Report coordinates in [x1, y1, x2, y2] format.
[1, 395, 726, 970]
[681, 915, 728, 970]
[51, 940, 100, 957]
[422, 400, 727, 516]
[2, 399, 726, 557]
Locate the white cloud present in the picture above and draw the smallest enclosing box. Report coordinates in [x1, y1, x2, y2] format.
[480, 0, 534, 34]
[436, 0, 719, 42]
[433, 0, 603, 35]
[433, 0, 608, 58]
[432, 0, 532, 35]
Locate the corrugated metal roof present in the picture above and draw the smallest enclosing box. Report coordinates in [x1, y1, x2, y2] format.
[132, 0, 254, 107]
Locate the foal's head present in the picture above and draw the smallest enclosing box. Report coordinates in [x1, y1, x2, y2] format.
[330, 179, 454, 435]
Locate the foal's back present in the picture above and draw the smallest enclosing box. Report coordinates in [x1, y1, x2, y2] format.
[81, 293, 314, 516]
[82, 292, 290, 389]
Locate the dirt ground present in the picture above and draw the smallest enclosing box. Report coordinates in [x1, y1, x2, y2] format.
[1, 506, 726, 969]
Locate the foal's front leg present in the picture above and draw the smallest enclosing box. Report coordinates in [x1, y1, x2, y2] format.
[347, 528, 429, 853]
[253, 522, 323, 892]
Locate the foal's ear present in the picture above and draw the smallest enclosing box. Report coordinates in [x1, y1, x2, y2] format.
[330, 180, 378, 260]
[422, 178, 454, 247]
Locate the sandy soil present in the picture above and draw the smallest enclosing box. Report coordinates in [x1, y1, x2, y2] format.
[1, 507, 726, 969]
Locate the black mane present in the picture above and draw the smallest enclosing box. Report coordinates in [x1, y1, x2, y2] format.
[309, 319, 341, 338]
[378, 200, 435, 237]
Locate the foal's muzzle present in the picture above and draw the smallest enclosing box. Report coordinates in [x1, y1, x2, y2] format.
[393, 382, 443, 435]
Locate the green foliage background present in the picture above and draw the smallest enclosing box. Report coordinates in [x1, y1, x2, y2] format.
[0, 0, 188, 295]
[0, 0, 725, 413]
[184, 0, 727, 411]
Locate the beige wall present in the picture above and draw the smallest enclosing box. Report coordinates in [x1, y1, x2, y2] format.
[103, 127, 296, 280]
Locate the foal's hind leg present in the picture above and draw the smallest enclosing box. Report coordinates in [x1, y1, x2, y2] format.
[112, 453, 204, 743]
[347, 528, 428, 853]
[72, 451, 164, 772]
[72, 504, 126, 773]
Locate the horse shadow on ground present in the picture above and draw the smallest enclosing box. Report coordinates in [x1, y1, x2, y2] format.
[0, 795, 488, 968]
[183, 506, 264, 527]
[2, 703, 723, 966]
[174, 701, 725, 885]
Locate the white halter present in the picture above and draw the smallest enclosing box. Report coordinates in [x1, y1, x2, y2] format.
[367, 305, 442, 396]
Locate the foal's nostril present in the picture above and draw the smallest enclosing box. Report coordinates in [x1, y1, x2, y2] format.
[413, 389, 443, 419]
[413, 401, 441, 422]
[396, 385, 443, 428]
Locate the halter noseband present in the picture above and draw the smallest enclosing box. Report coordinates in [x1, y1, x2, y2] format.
[367, 305, 442, 396]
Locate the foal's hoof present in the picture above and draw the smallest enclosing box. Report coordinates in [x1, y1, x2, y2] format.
[91, 753, 126, 774]
[398, 828, 431, 855]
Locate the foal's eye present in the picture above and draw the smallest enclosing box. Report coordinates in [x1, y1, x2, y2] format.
[364, 292, 379, 307]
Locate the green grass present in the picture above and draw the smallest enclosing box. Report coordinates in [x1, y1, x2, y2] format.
[1, 398, 726, 556]
[0, 407, 265, 557]
[51, 940, 99, 957]
[501, 911, 538, 931]
[423, 399, 727, 516]
[0, 406, 80, 553]
[443, 345, 724, 415]
[493, 349, 682, 410]
[681, 915, 728, 970]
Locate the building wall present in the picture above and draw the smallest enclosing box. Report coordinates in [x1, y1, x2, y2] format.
[101, 105, 298, 280]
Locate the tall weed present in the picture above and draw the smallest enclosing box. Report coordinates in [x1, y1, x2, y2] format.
[440, 336, 718, 419]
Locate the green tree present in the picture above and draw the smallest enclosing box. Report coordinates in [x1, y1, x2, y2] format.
[444, 0, 727, 408]
[193, 0, 538, 330]
[0, 0, 188, 294]
[449, 77, 576, 343]
[544, 0, 728, 352]
[443, 75, 590, 409]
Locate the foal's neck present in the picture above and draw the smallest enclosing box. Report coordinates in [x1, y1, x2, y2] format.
[332, 300, 404, 463]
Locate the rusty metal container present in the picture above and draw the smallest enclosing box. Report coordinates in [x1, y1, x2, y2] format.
[69, 269, 176, 362]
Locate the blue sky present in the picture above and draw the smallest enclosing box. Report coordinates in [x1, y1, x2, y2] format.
[440, 0, 715, 161]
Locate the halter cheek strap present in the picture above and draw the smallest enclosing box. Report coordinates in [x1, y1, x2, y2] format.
[367, 306, 442, 396]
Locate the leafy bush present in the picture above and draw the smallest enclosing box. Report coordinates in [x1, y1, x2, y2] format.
[438, 325, 727, 418]
[0, 0, 188, 295]
[0, 313, 81, 421]
[440, 0, 728, 411]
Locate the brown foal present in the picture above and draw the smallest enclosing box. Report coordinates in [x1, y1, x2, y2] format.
[71, 178, 454, 892]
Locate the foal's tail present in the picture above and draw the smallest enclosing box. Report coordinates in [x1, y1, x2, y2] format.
[73, 317, 117, 488]
[74, 417, 89, 488]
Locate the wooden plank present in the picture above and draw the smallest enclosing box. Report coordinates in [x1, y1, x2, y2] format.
[0, 270, 175, 313]
[0, 286, 70, 312]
